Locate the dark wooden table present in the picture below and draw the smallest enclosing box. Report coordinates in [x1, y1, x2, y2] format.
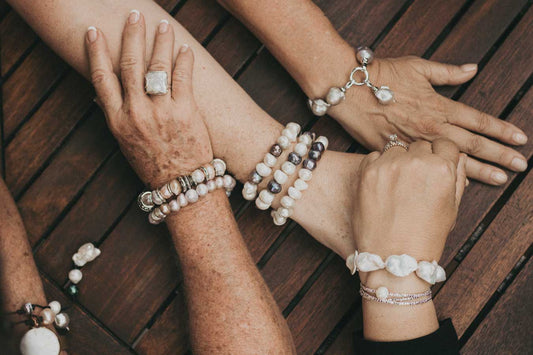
[1, 0, 531, 353]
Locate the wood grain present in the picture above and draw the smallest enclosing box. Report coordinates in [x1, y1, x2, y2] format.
[0, 11, 36, 77]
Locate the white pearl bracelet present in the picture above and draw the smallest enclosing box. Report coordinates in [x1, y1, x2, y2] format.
[242, 122, 301, 201]
[346, 251, 446, 285]
[308, 46, 394, 117]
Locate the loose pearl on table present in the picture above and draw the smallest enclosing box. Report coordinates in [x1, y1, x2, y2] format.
[256, 163, 272, 177]
[185, 189, 199, 203]
[160, 203, 171, 215]
[298, 169, 313, 181]
[315, 136, 329, 150]
[356, 46, 374, 65]
[270, 144, 283, 157]
[223, 175, 236, 189]
[192, 169, 205, 184]
[196, 184, 208, 197]
[376, 286, 389, 300]
[169, 199, 180, 212]
[255, 198, 270, 210]
[178, 193, 188, 207]
[282, 128, 297, 142]
[302, 159, 316, 171]
[169, 179, 181, 196]
[294, 179, 308, 191]
[268, 180, 282, 194]
[264, 153, 277, 167]
[48, 301, 61, 315]
[274, 170, 288, 185]
[54, 313, 70, 329]
[68, 269, 83, 284]
[293, 143, 308, 157]
[278, 207, 292, 218]
[288, 187, 302, 200]
[215, 177, 224, 189]
[277, 135, 290, 149]
[326, 87, 346, 105]
[286, 122, 301, 135]
[281, 162, 296, 175]
[375, 86, 394, 105]
[40, 308, 55, 325]
[20, 327, 60, 355]
[281, 196, 295, 208]
[259, 190, 275, 204]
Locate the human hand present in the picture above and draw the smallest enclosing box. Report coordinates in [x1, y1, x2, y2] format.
[328, 55, 527, 186]
[352, 139, 467, 266]
[86, 11, 212, 188]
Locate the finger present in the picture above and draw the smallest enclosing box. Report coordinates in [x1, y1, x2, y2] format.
[420, 59, 478, 86]
[432, 138, 460, 167]
[120, 9, 146, 100]
[455, 154, 467, 206]
[408, 140, 432, 155]
[465, 156, 509, 186]
[446, 99, 528, 145]
[147, 19, 174, 100]
[86, 27, 123, 113]
[359, 151, 381, 171]
[171, 44, 194, 100]
[440, 125, 528, 172]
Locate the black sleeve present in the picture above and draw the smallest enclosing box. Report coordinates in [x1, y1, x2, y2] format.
[354, 318, 460, 355]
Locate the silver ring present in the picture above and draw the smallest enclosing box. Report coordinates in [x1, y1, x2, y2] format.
[383, 134, 409, 152]
[145, 71, 170, 95]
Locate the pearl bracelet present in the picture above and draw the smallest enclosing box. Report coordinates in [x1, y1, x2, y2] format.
[346, 251, 446, 285]
[242, 122, 302, 201]
[360, 283, 432, 306]
[271, 136, 329, 226]
[308, 46, 394, 117]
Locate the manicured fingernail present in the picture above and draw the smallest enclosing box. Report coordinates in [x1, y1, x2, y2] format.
[179, 44, 189, 53]
[460, 63, 477, 72]
[159, 19, 169, 33]
[491, 171, 508, 184]
[87, 26, 97, 42]
[129, 9, 140, 24]
[512, 132, 528, 144]
[511, 157, 527, 171]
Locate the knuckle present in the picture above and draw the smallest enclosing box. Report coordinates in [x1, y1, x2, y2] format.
[475, 112, 492, 133]
[149, 61, 169, 72]
[173, 68, 190, 83]
[90, 68, 108, 85]
[417, 119, 442, 137]
[465, 134, 483, 155]
[120, 56, 139, 71]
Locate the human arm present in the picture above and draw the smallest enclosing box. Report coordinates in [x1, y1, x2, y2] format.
[216, 0, 528, 185]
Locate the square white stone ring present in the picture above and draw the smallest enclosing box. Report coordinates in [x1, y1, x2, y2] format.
[145, 70, 170, 95]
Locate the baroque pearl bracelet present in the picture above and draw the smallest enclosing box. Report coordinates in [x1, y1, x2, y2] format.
[242, 122, 302, 201]
[308, 46, 394, 116]
[359, 283, 432, 306]
[67, 242, 102, 297]
[346, 251, 446, 285]
[271, 136, 329, 226]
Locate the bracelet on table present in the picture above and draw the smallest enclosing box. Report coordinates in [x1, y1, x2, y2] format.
[308, 46, 394, 117]
[359, 283, 432, 306]
[346, 251, 446, 285]
[242, 122, 302, 201]
[271, 136, 328, 226]
[67, 242, 102, 297]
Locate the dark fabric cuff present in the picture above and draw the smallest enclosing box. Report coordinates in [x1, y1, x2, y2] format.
[354, 318, 460, 355]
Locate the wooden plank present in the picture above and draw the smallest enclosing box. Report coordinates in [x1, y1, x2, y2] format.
[462, 257, 533, 354]
[0, 11, 37, 77]
[324, 311, 361, 355]
[175, 0, 227, 42]
[435, 171, 533, 336]
[5, 71, 93, 196]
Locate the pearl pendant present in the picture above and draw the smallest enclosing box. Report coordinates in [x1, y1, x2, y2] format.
[20, 327, 60, 355]
[374, 86, 394, 105]
[308, 99, 329, 116]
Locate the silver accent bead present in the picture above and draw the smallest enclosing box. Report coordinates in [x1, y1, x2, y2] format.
[138, 191, 154, 212]
[374, 86, 395, 105]
[356, 46, 374, 65]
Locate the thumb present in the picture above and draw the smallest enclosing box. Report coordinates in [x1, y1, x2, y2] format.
[171, 44, 194, 100]
[455, 153, 468, 207]
[422, 59, 478, 86]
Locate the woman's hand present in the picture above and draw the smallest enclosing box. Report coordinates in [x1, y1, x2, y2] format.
[85, 11, 212, 188]
[328, 56, 527, 186]
[352, 139, 467, 264]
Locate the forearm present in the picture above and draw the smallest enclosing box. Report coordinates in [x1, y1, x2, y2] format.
[166, 190, 295, 354]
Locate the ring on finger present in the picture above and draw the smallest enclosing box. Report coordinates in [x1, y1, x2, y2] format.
[383, 134, 409, 152]
[145, 71, 170, 95]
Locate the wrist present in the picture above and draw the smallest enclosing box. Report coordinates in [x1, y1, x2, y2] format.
[360, 269, 430, 293]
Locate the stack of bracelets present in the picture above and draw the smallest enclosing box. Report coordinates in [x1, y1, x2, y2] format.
[345, 250, 447, 306]
[241, 122, 328, 226]
[4, 301, 70, 355]
[137, 159, 237, 224]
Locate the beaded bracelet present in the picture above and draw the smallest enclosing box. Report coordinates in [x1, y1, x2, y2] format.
[359, 283, 432, 306]
[308, 46, 394, 117]
[271, 136, 328, 226]
[346, 251, 446, 285]
[67, 242, 102, 297]
[242, 122, 302, 201]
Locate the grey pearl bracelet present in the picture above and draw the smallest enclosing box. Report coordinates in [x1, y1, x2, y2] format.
[308, 46, 395, 116]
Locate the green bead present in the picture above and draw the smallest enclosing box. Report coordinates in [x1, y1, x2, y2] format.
[67, 284, 79, 296]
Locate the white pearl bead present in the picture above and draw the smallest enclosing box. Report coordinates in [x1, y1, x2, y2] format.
[242, 182, 257, 198]
[151, 190, 165, 205]
[169, 199, 180, 212]
[264, 153, 277, 167]
[259, 190, 275, 204]
[178, 193, 188, 207]
[243, 191, 256, 201]
[160, 203, 170, 215]
[288, 187, 302, 200]
[192, 169, 205, 184]
[154, 208, 165, 219]
[298, 134, 313, 146]
[68, 269, 83, 284]
[54, 313, 70, 329]
[256, 163, 272, 177]
[48, 301, 61, 315]
[286, 122, 301, 135]
[274, 170, 288, 185]
[212, 158, 227, 176]
[185, 189, 199, 203]
[376, 286, 389, 300]
[294, 179, 308, 191]
[40, 308, 55, 325]
[215, 176, 225, 189]
[281, 162, 296, 175]
[278, 207, 292, 218]
[356, 46, 374, 65]
[298, 169, 312, 181]
[223, 175, 236, 189]
[148, 212, 161, 225]
[277, 135, 290, 149]
[207, 180, 216, 192]
[326, 87, 345, 105]
[309, 99, 329, 116]
[294, 143, 308, 157]
[280, 196, 295, 208]
[255, 198, 270, 210]
[196, 183, 208, 197]
[282, 128, 297, 142]
[206, 165, 216, 180]
[375, 86, 395, 105]
[20, 327, 60, 355]
[315, 136, 329, 150]
[271, 211, 287, 226]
